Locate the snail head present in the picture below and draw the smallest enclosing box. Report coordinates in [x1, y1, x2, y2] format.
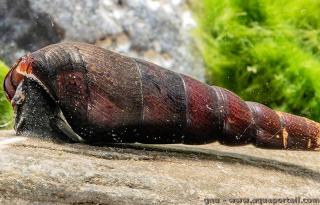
[4, 55, 33, 106]
[3, 55, 84, 143]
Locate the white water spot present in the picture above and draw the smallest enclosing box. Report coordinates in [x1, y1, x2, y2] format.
[147, 1, 161, 11]
[206, 104, 213, 111]
[216, 162, 228, 173]
[247, 66, 257, 73]
[0, 137, 27, 149]
[182, 11, 196, 29]
[171, 0, 182, 6]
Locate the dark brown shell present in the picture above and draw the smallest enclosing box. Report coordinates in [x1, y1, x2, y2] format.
[4, 42, 320, 149]
[20, 43, 191, 142]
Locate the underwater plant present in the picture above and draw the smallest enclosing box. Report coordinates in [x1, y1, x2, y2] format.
[0, 60, 13, 129]
[194, 0, 320, 121]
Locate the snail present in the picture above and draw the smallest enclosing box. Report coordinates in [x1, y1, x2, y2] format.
[3, 42, 320, 150]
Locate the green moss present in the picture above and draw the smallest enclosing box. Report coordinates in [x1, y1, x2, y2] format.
[193, 0, 320, 121]
[0, 61, 13, 129]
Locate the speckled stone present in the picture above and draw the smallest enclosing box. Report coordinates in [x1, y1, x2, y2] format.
[0, 0, 204, 81]
[0, 130, 319, 204]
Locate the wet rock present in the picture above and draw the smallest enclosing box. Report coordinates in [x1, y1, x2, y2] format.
[0, 0, 204, 80]
[0, 130, 319, 204]
[0, 0, 64, 64]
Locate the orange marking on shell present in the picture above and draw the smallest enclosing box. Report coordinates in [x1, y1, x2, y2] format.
[16, 56, 33, 75]
[282, 128, 288, 149]
[302, 117, 320, 149]
[316, 123, 320, 148]
[3, 55, 33, 101]
[307, 139, 312, 149]
[275, 111, 288, 149]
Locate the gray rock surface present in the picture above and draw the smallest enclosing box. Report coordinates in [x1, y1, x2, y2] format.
[0, 130, 319, 204]
[0, 0, 204, 80]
